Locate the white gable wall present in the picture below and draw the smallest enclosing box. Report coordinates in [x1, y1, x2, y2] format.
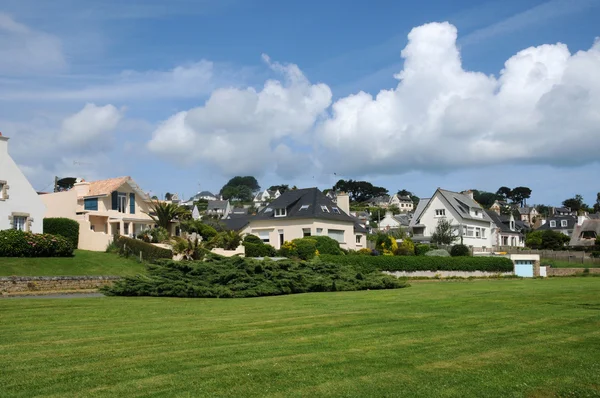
[0, 137, 46, 233]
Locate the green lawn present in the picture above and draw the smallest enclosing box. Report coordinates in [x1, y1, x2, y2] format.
[542, 258, 600, 268]
[0, 250, 147, 276]
[1, 279, 600, 397]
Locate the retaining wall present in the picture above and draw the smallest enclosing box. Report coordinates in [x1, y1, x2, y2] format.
[547, 268, 600, 276]
[0, 276, 119, 294]
[383, 271, 514, 278]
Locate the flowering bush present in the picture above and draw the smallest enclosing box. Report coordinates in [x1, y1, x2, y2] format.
[0, 229, 74, 257]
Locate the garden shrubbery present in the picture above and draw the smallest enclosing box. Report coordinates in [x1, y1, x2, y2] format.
[243, 235, 277, 257]
[425, 249, 450, 257]
[43, 218, 79, 248]
[114, 236, 172, 262]
[102, 254, 409, 298]
[319, 254, 513, 273]
[450, 244, 471, 257]
[415, 244, 432, 256]
[0, 229, 74, 257]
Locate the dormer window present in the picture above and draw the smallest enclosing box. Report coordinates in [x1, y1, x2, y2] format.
[332, 207, 340, 214]
[264, 208, 273, 213]
[435, 209, 446, 217]
[275, 208, 287, 217]
[561, 220, 568, 227]
[299, 205, 310, 211]
[321, 205, 330, 213]
[550, 220, 556, 228]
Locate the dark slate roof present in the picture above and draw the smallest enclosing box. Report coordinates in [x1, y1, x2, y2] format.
[207, 200, 228, 210]
[198, 191, 215, 197]
[486, 210, 520, 234]
[252, 187, 356, 224]
[437, 189, 492, 222]
[396, 195, 412, 201]
[409, 198, 430, 227]
[536, 215, 577, 231]
[354, 222, 368, 234]
[368, 195, 390, 204]
[392, 214, 411, 226]
[222, 216, 251, 231]
[231, 207, 248, 214]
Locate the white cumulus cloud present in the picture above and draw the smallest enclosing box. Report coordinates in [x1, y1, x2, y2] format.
[148, 55, 332, 176]
[0, 13, 66, 75]
[318, 22, 600, 175]
[59, 103, 124, 149]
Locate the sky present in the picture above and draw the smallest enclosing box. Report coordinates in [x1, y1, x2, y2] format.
[1, 0, 599, 206]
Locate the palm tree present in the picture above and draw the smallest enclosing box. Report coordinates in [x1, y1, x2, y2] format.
[145, 200, 187, 233]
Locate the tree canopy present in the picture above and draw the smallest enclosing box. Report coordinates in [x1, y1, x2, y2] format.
[563, 195, 589, 213]
[269, 185, 289, 193]
[220, 176, 260, 202]
[334, 179, 388, 202]
[472, 190, 503, 209]
[431, 219, 458, 246]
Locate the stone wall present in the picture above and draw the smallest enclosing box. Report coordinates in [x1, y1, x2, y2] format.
[0, 276, 119, 294]
[383, 271, 514, 278]
[546, 268, 600, 276]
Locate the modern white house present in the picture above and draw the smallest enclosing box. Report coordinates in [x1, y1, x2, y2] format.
[378, 211, 411, 231]
[389, 194, 414, 212]
[409, 189, 494, 250]
[0, 133, 46, 233]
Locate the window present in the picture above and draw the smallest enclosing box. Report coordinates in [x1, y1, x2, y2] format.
[435, 209, 446, 217]
[321, 205, 330, 213]
[474, 210, 480, 216]
[264, 207, 273, 213]
[561, 220, 568, 227]
[510, 221, 515, 230]
[130, 193, 135, 214]
[257, 231, 270, 243]
[401, 203, 404, 207]
[550, 220, 556, 228]
[316, 228, 323, 235]
[0, 180, 6, 200]
[481, 228, 486, 238]
[275, 208, 287, 217]
[356, 235, 362, 244]
[303, 228, 311, 237]
[475, 227, 481, 238]
[328, 229, 345, 243]
[332, 207, 341, 214]
[299, 204, 310, 211]
[84, 198, 98, 211]
[118, 192, 127, 213]
[13, 216, 27, 231]
[466, 226, 474, 237]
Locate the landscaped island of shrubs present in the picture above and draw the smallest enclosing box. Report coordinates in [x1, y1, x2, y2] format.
[102, 254, 409, 298]
[0, 229, 74, 257]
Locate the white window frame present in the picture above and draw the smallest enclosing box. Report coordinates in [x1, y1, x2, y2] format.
[481, 228, 486, 238]
[356, 234, 362, 244]
[561, 220, 568, 227]
[299, 204, 310, 211]
[466, 226, 474, 237]
[327, 229, 345, 243]
[256, 230, 270, 243]
[435, 209, 446, 217]
[274, 208, 287, 217]
[332, 207, 341, 214]
[302, 228, 311, 237]
[13, 215, 27, 231]
[550, 220, 557, 228]
[321, 205, 330, 213]
[118, 192, 127, 213]
[316, 228, 323, 235]
[475, 227, 481, 238]
[0, 180, 8, 200]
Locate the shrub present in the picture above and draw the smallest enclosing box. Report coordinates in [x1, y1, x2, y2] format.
[292, 238, 317, 260]
[395, 238, 415, 256]
[180, 220, 218, 241]
[114, 236, 172, 263]
[451, 244, 471, 257]
[0, 229, 73, 257]
[309, 236, 342, 255]
[358, 248, 372, 255]
[43, 218, 79, 248]
[279, 240, 298, 258]
[591, 251, 600, 259]
[102, 255, 410, 298]
[243, 234, 263, 245]
[425, 249, 450, 257]
[143, 227, 170, 243]
[415, 244, 431, 256]
[208, 230, 243, 250]
[318, 254, 513, 273]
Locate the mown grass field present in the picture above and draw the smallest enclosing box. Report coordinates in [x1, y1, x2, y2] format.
[1, 278, 600, 397]
[0, 250, 146, 276]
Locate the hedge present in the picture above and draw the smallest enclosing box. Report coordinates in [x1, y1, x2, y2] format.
[0, 229, 74, 257]
[43, 218, 80, 248]
[319, 254, 514, 273]
[102, 255, 409, 298]
[243, 242, 277, 257]
[115, 236, 172, 263]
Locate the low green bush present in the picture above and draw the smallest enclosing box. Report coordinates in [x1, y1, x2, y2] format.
[114, 236, 172, 263]
[102, 255, 409, 298]
[309, 236, 343, 255]
[415, 244, 432, 256]
[319, 254, 514, 273]
[451, 244, 471, 257]
[395, 238, 415, 256]
[43, 218, 79, 248]
[425, 249, 450, 257]
[0, 229, 74, 257]
[243, 241, 277, 257]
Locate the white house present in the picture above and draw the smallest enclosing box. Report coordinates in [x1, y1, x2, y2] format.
[0, 134, 46, 233]
[409, 189, 493, 250]
[486, 210, 525, 248]
[253, 189, 281, 206]
[389, 194, 414, 212]
[378, 211, 411, 231]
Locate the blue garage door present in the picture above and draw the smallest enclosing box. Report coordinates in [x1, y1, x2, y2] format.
[514, 260, 534, 277]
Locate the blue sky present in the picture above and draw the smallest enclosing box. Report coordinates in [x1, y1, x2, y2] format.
[1, 0, 599, 206]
